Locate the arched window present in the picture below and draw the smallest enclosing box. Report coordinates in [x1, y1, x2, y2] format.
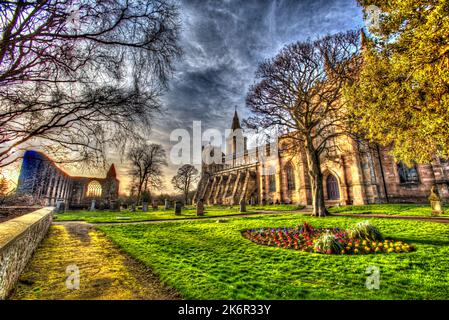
[86, 180, 102, 197]
[286, 163, 296, 191]
[397, 161, 419, 184]
[326, 174, 340, 200]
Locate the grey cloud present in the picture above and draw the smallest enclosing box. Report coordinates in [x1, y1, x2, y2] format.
[146, 0, 363, 190]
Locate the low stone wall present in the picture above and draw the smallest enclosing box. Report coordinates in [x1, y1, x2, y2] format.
[0, 207, 53, 299]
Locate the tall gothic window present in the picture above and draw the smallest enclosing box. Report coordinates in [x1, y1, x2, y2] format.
[397, 162, 419, 184]
[269, 174, 276, 192]
[87, 180, 102, 197]
[286, 163, 295, 191]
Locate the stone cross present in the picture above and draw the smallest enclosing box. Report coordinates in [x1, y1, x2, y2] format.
[174, 201, 182, 215]
[196, 199, 204, 216]
[240, 199, 247, 213]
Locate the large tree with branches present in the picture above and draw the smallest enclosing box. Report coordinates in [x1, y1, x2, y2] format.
[0, 0, 181, 168]
[245, 31, 361, 217]
[127, 142, 166, 204]
[171, 164, 199, 205]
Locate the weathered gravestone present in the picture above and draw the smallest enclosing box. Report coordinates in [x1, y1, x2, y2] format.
[152, 200, 158, 210]
[110, 199, 120, 212]
[164, 199, 171, 210]
[55, 199, 65, 213]
[250, 197, 255, 206]
[142, 202, 149, 212]
[429, 185, 444, 216]
[196, 199, 204, 216]
[90, 199, 96, 212]
[240, 199, 247, 213]
[174, 201, 182, 216]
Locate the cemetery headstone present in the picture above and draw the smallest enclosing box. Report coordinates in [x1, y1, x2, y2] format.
[240, 199, 247, 213]
[142, 202, 149, 212]
[175, 201, 182, 216]
[196, 199, 204, 216]
[90, 199, 96, 212]
[55, 199, 65, 213]
[164, 199, 171, 210]
[152, 200, 158, 210]
[429, 185, 444, 216]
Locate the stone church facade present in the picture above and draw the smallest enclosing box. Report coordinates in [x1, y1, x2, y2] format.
[16, 150, 119, 209]
[194, 111, 449, 206]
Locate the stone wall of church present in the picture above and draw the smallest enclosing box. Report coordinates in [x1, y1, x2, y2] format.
[377, 149, 449, 203]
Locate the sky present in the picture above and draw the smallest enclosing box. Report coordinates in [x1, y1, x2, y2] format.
[146, 0, 365, 193]
[4, 0, 366, 195]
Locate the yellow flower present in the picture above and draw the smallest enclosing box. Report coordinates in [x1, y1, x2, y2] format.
[354, 249, 359, 254]
[362, 240, 367, 245]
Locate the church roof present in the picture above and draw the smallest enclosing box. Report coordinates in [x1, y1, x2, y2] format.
[231, 109, 241, 130]
[107, 164, 117, 178]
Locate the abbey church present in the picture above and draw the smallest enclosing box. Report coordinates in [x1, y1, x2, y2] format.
[16, 150, 119, 209]
[194, 111, 449, 206]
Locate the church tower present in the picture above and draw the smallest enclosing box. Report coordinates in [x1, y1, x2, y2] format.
[226, 108, 246, 164]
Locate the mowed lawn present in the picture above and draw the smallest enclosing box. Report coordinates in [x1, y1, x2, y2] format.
[98, 214, 449, 299]
[328, 204, 449, 217]
[53, 204, 304, 223]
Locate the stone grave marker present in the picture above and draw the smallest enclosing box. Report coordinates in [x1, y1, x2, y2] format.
[240, 199, 247, 213]
[174, 202, 182, 216]
[90, 199, 96, 212]
[429, 185, 444, 216]
[196, 199, 204, 216]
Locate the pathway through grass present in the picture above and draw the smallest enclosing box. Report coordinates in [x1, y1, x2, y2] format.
[10, 224, 180, 300]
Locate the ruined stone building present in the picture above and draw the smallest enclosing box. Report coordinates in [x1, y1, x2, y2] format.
[16, 150, 119, 208]
[194, 111, 449, 206]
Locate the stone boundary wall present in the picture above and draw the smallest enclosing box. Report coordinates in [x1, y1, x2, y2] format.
[0, 207, 53, 299]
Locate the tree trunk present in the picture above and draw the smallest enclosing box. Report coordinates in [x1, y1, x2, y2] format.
[305, 143, 328, 217]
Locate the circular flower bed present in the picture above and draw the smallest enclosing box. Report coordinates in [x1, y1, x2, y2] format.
[241, 221, 415, 255]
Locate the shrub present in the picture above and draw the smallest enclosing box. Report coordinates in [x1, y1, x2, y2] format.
[313, 230, 344, 254]
[348, 221, 384, 241]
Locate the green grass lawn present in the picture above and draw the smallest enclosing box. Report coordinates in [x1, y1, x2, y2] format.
[98, 214, 449, 299]
[54, 204, 304, 223]
[328, 204, 449, 217]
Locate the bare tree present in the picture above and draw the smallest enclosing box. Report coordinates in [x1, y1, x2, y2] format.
[0, 0, 181, 167]
[171, 164, 199, 205]
[245, 30, 361, 217]
[127, 143, 166, 204]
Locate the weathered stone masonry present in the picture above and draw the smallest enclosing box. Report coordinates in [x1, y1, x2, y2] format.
[194, 111, 449, 206]
[0, 207, 53, 299]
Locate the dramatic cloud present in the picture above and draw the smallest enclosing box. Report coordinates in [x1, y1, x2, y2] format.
[145, 0, 365, 192]
[7, 0, 364, 194]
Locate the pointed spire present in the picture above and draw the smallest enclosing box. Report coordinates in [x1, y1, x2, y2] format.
[231, 106, 241, 131]
[106, 164, 117, 178]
